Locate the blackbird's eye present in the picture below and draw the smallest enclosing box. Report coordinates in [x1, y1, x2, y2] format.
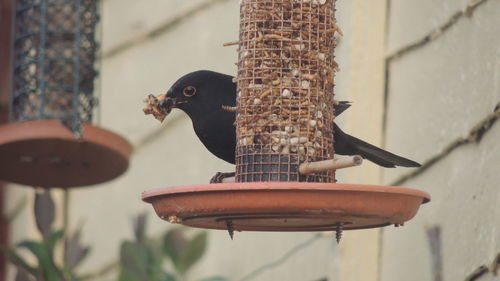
[183, 86, 196, 97]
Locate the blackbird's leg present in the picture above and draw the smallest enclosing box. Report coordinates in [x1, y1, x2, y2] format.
[210, 172, 235, 183]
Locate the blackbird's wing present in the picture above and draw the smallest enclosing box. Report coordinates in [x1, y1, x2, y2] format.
[333, 123, 420, 168]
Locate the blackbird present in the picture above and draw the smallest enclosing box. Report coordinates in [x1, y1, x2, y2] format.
[149, 70, 420, 181]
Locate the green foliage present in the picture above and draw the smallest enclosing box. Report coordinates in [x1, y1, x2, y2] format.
[3, 190, 90, 281]
[6, 228, 85, 281]
[117, 214, 227, 281]
[118, 241, 158, 281]
[2, 190, 227, 281]
[163, 229, 209, 274]
[196, 278, 229, 281]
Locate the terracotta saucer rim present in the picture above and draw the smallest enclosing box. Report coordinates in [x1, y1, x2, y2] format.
[0, 120, 133, 187]
[0, 119, 133, 157]
[142, 182, 430, 203]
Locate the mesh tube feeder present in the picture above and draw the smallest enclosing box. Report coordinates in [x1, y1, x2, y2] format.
[0, 0, 132, 188]
[235, 0, 337, 183]
[142, 0, 429, 240]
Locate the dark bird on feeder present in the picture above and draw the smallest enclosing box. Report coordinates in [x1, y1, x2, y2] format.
[145, 70, 420, 181]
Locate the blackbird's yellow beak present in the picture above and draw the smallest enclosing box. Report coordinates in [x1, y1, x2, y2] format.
[143, 93, 176, 122]
[157, 94, 175, 114]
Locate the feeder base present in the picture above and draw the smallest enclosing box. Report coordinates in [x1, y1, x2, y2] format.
[0, 120, 132, 188]
[142, 182, 430, 232]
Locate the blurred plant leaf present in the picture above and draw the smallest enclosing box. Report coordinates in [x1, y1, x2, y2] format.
[17, 240, 59, 281]
[133, 213, 148, 243]
[15, 240, 45, 261]
[119, 241, 155, 281]
[147, 238, 165, 275]
[163, 228, 187, 270]
[14, 269, 34, 281]
[118, 269, 138, 281]
[161, 271, 177, 281]
[46, 230, 64, 254]
[117, 238, 166, 281]
[15, 230, 64, 281]
[65, 227, 90, 271]
[34, 190, 55, 238]
[116, 220, 215, 281]
[177, 231, 207, 274]
[196, 277, 228, 281]
[3, 247, 37, 276]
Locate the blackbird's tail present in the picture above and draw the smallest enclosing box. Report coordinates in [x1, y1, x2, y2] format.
[334, 124, 421, 168]
[334, 101, 351, 117]
[348, 136, 421, 167]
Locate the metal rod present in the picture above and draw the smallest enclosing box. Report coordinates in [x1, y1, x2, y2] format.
[62, 189, 70, 268]
[72, 0, 82, 135]
[37, 0, 48, 119]
[8, 0, 16, 122]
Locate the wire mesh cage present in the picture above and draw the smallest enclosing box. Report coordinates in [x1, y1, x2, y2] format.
[235, 0, 338, 183]
[10, 0, 99, 135]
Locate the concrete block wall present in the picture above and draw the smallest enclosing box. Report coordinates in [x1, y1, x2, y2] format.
[381, 0, 500, 280]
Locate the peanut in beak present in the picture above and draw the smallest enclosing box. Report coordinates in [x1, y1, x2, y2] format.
[143, 94, 170, 122]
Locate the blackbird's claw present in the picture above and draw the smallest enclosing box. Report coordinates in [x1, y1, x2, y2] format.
[210, 172, 235, 183]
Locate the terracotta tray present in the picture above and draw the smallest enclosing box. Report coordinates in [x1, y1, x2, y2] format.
[0, 119, 132, 188]
[142, 182, 430, 232]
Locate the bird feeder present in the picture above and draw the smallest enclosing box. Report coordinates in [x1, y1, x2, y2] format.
[0, 0, 131, 188]
[142, 0, 429, 240]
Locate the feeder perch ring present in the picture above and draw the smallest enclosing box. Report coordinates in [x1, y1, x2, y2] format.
[0, 119, 132, 188]
[142, 182, 430, 232]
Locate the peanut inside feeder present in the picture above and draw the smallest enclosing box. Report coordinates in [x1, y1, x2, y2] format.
[235, 0, 338, 183]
